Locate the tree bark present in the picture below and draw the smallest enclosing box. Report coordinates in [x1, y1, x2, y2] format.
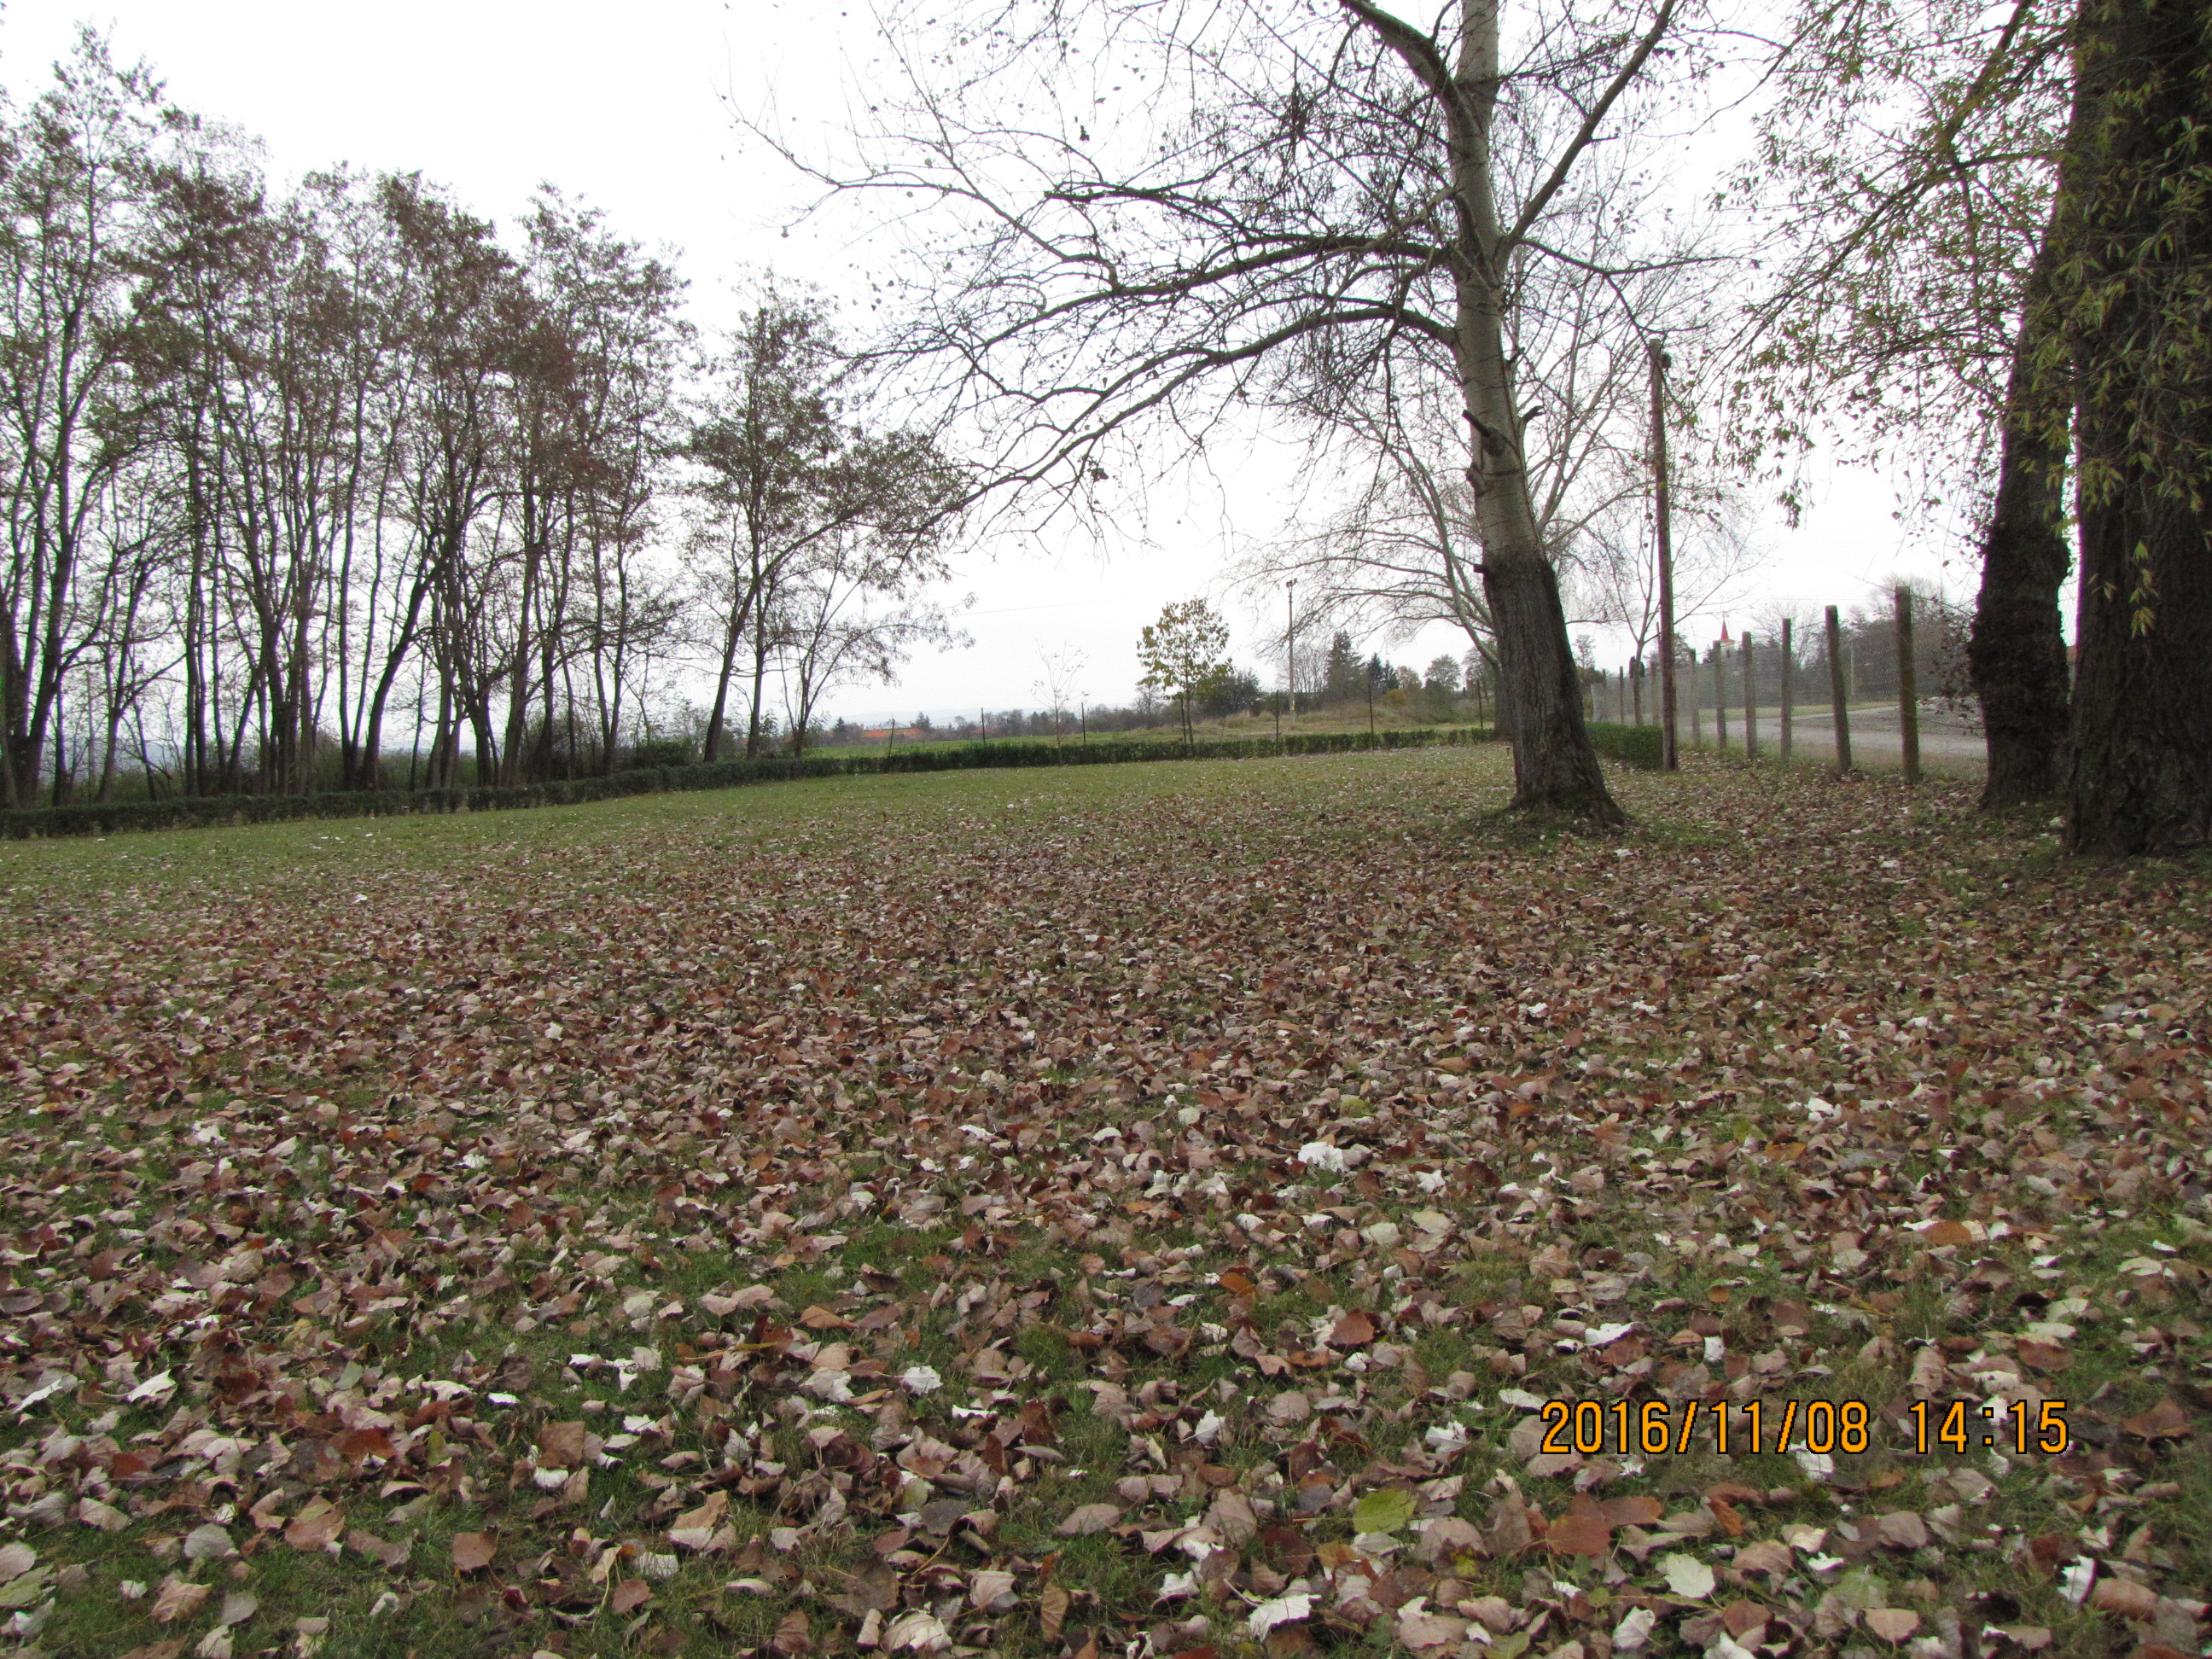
[1441, 0, 1624, 823]
[1968, 203, 2072, 808]
[2060, 0, 2212, 853]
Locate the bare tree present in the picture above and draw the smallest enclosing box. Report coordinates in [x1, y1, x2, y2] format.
[1033, 645, 1088, 745]
[1569, 489, 1761, 671]
[777, 0, 1739, 822]
[773, 533, 966, 757]
[0, 32, 172, 807]
[1232, 119, 1737, 686]
[686, 297, 963, 761]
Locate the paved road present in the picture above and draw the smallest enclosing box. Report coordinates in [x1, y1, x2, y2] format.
[1685, 702, 1987, 771]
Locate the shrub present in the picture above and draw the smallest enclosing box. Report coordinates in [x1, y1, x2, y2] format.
[1586, 722, 1664, 771]
[0, 725, 1499, 841]
[626, 738, 696, 770]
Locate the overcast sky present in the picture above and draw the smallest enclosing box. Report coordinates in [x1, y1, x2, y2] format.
[10, 0, 1971, 722]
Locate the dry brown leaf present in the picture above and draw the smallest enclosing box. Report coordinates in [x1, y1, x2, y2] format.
[1865, 1609, 1921, 1644]
[450, 1532, 497, 1574]
[2089, 1578, 2161, 1621]
[1329, 1309, 1378, 1348]
[2120, 1400, 2191, 1440]
[150, 1576, 210, 1625]
[538, 1420, 588, 1469]
[1057, 1503, 1122, 1536]
[1041, 1583, 1070, 1642]
[771, 1609, 812, 1654]
[1547, 1513, 1612, 1557]
[282, 1499, 343, 1552]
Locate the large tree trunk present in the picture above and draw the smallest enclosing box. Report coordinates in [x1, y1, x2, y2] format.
[1968, 224, 2071, 809]
[2059, 0, 2212, 854]
[2067, 480, 2212, 853]
[1448, 0, 1624, 824]
[1480, 550, 1619, 817]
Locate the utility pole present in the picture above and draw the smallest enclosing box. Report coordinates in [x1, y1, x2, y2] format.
[1285, 579, 1297, 722]
[1650, 337, 1679, 771]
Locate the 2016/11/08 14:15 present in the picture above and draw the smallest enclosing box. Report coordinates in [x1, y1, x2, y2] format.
[1534, 1398, 2070, 1458]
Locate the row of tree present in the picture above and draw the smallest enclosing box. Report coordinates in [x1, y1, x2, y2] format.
[0, 36, 960, 808]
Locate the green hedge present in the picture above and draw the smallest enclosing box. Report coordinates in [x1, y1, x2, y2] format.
[1586, 721, 1665, 770]
[0, 725, 1499, 840]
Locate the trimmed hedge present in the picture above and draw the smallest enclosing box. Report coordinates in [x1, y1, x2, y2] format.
[1, 725, 1499, 841]
[1586, 721, 1665, 770]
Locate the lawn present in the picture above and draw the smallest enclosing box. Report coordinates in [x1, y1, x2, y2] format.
[2, 747, 2208, 1659]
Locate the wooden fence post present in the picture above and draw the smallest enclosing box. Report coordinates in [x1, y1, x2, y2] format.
[1779, 618, 1794, 764]
[1895, 586, 1920, 783]
[1690, 649, 1703, 748]
[1742, 634, 1758, 758]
[1825, 606, 1852, 775]
[1714, 649, 1729, 751]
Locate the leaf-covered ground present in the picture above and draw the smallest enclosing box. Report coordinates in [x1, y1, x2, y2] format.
[3, 748, 2209, 1659]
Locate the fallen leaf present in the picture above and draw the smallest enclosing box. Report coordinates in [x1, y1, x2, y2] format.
[450, 1533, 497, 1574]
[183, 1524, 236, 1563]
[1661, 1554, 1716, 1600]
[282, 1499, 344, 1552]
[1865, 1609, 1921, 1644]
[2089, 1578, 2160, 1621]
[538, 1420, 588, 1469]
[1041, 1582, 1070, 1641]
[968, 1569, 1015, 1610]
[1353, 1488, 1418, 1536]
[2119, 1399, 2190, 1440]
[1248, 1594, 1314, 1639]
[1329, 1309, 1377, 1348]
[152, 1576, 212, 1624]
[347, 1529, 410, 1569]
[1547, 1513, 1612, 1557]
[1057, 1503, 1123, 1536]
[882, 1609, 952, 1652]
[772, 1609, 812, 1654]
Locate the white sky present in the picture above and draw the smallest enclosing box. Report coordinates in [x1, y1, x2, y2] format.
[10, 0, 1970, 723]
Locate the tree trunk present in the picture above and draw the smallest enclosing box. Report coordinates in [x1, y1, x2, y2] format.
[2059, 0, 2212, 853]
[2068, 480, 2212, 852]
[1968, 201, 2072, 808]
[1447, 0, 1623, 824]
[1480, 554, 1620, 818]
[703, 594, 748, 762]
